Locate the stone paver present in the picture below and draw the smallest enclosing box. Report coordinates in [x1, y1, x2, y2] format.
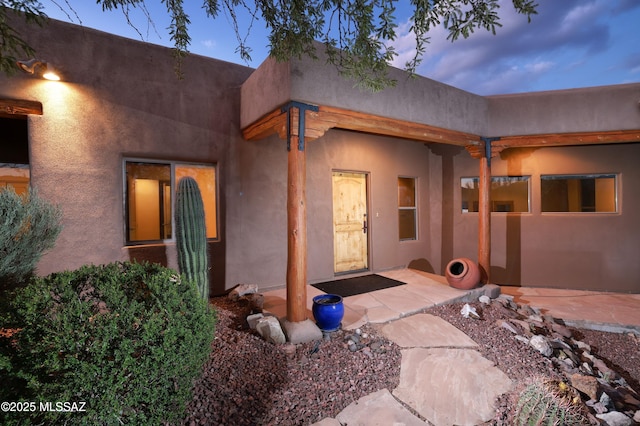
[261, 268, 640, 426]
[379, 313, 478, 348]
[393, 348, 512, 426]
[334, 389, 425, 426]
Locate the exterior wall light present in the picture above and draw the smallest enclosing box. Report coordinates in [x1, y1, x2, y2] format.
[16, 59, 61, 81]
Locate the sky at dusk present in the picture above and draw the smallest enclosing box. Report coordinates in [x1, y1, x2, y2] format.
[40, 0, 640, 95]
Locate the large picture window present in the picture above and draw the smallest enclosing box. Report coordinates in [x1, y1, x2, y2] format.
[398, 177, 417, 240]
[541, 174, 617, 213]
[125, 160, 217, 244]
[461, 176, 530, 213]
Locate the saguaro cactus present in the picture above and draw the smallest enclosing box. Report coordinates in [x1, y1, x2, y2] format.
[175, 177, 209, 302]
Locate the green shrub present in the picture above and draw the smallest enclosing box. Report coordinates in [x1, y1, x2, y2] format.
[0, 187, 62, 290]
[0, 261, 216, 425]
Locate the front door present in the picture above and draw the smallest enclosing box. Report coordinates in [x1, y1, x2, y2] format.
[332, 171, 369, 273]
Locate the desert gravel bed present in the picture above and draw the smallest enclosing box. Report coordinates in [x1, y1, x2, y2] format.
[181, 296, 640, 425]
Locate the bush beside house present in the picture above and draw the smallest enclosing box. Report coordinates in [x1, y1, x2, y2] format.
[1, 262, 216, 425]
[0, 188, 216, 425]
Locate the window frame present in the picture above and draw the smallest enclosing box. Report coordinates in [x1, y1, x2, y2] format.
[461, 175, 531, 214]
[540, 173, 618, 214]
[123, 158, 219, 246]
[398, 176, 418, 241]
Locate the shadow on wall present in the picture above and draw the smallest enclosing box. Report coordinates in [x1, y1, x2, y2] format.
[408, 258, 436, 274]
[427, 143, 465, 274]
[128, 245, 168, 267]
[127, 243, 227, 297]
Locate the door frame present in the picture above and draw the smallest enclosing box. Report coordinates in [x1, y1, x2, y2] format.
[331, 169, 371, 276]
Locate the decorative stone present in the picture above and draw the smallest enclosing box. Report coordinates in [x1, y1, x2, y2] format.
[478, 295, 491, 304]
[255, 316, 286, 344]
[529, 335, 553, 357]
[482, 283, 501, 299]
[570, 373, 599, 400]
[633, 410, 640, 423]
[228, 283, 259, 300]
[551, 322, 573, 338]
[460, 303, 480, 319]
[496, 319, 519, 334]
[247, 313, 264, 329]
[596, 411, 634, 426]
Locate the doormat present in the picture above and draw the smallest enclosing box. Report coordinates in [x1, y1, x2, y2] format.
[312, 274, 406, 298]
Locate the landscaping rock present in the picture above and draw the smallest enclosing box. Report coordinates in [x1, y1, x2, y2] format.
[228, 283, 259, 300]
[483, 283, 501, 299]
[596, 411, 634, 426]
[255, 316, 286, 344]
[529, 335, 553, 357]
[570, 373, 599, 400]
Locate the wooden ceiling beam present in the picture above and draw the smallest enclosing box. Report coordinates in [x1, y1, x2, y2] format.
[0, 98, 43, 116]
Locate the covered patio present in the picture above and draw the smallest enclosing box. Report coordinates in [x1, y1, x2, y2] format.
[240, 54, 640, 326]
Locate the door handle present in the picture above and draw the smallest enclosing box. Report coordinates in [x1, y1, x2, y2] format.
[362, 215, 368, 234]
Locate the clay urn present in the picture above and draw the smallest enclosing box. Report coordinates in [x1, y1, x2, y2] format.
[445, 258, 481, 290]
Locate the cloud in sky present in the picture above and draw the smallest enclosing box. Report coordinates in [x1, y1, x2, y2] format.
[389, 0, 640, 94]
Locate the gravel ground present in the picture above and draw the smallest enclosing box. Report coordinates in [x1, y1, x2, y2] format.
[181, 296, 640, 425]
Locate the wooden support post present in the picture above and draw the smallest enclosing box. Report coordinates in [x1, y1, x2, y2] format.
[281, 102, 317, 323]
[286, 133, 308, 322]
[478, 154, 491, 283]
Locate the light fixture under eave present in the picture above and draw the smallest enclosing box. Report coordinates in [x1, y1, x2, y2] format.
[16, 59, 61, 81]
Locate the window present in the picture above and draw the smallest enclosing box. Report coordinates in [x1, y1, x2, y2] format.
[398, 177, 417, 240]
[541, 174, 617, 213]
[0, 116, 30, 195]
[125, 160, 217, 244]
[461, 176, 530, 213]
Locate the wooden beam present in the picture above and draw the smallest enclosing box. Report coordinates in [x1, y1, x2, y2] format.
[313, 106, 479, 146]
[242, 103, 480, 146]
[0, 99, 43, 116]
[497, 129, 640, 148]
[242, 108, 288, 141]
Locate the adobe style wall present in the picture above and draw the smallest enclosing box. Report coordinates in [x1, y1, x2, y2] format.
[449, 142, 640, 292]
[225, 128, 437, 289]
[2, 16, 252, 294]
[3, 16, 638, 293]
[488, 84, 640, 135]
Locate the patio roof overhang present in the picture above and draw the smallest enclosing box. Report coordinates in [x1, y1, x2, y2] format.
[240, 54, 640, 326]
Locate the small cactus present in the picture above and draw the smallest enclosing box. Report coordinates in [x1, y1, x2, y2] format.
[514, 377, 588, 426]
[175, 177, 209, 302]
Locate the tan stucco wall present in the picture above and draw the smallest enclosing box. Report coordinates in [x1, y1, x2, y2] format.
[241, 52, 490, 136]
[450, 143, 640, 293]
[225, 129, 434, 289]
[2, 17, 252, 294]
[488, 84, 640, 135]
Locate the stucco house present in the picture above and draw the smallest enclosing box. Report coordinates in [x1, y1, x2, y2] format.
[2, 16, 639, 304]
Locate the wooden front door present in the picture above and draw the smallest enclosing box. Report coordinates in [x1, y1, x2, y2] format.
[332, 171, 369, 273]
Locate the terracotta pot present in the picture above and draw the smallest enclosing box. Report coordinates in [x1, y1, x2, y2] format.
[445, 258, 481, 290]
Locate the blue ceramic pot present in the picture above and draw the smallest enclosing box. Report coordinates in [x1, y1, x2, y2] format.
[312, 294, 344, 332]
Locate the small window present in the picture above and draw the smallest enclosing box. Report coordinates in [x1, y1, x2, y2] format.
[125, 160, 217, 244]
[398, 177, 417, 240]
[0, 116, 30, 195]
[461, 176, 530, 213]
[541, 174, 617, 213]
